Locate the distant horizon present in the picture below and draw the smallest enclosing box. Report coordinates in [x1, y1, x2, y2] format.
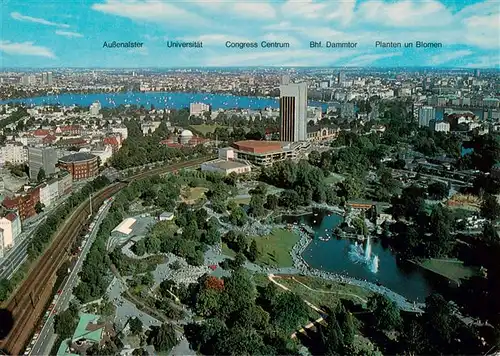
[2, 66, 499, 71]
[1, 0, 498, 68]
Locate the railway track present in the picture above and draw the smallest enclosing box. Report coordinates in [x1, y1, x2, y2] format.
[0, 156, 211, 355]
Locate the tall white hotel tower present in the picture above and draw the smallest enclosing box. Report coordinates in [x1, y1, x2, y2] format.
[279, 82, 308, 142]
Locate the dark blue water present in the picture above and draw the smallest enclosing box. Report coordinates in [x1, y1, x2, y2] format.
[283, 211, 434, 302]
[0, 92, 329, 111]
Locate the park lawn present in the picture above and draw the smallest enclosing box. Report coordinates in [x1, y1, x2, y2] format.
[222, 243, 236, 257]
[277, 276, 371, 311]
[417, 258, 478, 283]
[230, 196, 251, 205]
[189, 124, 224, 135]
[324, 173, 345, 185]
[222, 229, 299, 267]
[180, 186, 208, 203]
[254, 229, 300, 268]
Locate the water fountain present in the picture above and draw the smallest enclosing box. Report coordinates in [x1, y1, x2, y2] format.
[348, 236, 379, 273]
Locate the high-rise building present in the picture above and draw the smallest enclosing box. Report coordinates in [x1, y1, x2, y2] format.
[46, 72, 53, 86]
[338, 71, 346, 84]
[475, 69, 480, 77]
[281, 74, 290, 85]
[279, 82, 308, 142]
[190, 102, 210, 117]
[20, 75, 36, 86]
[418, 106, 436, 127]
[28, 146, 58, 180]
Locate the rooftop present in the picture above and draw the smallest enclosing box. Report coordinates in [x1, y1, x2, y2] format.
[73, 313, 104, 343]
[204, 159, 250, 170]
[232, 140, 283, 154]
[59, 152, 97, 163]
[112, 218, 136, 235]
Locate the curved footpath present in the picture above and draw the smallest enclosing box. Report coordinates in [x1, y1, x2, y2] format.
[204, 203, 425, 313]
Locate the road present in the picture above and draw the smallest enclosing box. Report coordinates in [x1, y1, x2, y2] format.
[28, 198, 114, 356]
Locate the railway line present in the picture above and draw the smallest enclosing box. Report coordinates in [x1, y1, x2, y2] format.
[0, 156, 212, 355]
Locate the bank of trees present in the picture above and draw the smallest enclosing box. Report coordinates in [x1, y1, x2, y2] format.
[109, 118, 210, 170]
[184, 270, 303, 355]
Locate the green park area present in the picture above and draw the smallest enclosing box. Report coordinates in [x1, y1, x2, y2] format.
[324, 173, 345, 185]
[189, 124, 223, 135]
[223, 228, 299, 267]
[416, 258, 478, 284]
[180, 186, 208, 203]
[277, 276, 372, 313]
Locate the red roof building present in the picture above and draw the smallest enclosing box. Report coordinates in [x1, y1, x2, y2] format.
[33, 129, 51, 137]
[42, 134, 57, 144]
[232, 140, 282, 154]
[2, 186, 41, 221]
[55, 125, 81, 136]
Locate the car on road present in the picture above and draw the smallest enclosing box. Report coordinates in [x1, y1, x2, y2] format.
[57, 289, 62, 295]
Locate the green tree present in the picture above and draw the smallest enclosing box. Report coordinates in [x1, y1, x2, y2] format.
[272, 292, 309, 332]
[129, 317, 143, 335]
[481, 194, 500, 221]
[148, 323, 178, 352]
[265, 194, 279, 210]
[34, 201, 44, 214]
[37, 168, 46, 182]
[483, 222, 499, 244]
[367, 294, 402, 331]
[249, 194, 266, 217]
[247, 240, 259, 262]
[0, 278, 12, 301]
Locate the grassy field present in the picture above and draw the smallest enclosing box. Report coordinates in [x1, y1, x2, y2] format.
[324, 173, 345, 185]
[189, 124, 224, 135]
[416, 258, 478, 283]
[277, 276, 372, 311]
[180, 186, 208, 203]
[222, 228, 300, 267]
[230, 196, 251, 205]
[253, 229, 300, 267]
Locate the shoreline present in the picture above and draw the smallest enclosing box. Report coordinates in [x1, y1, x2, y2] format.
[284, 202, 426, 312]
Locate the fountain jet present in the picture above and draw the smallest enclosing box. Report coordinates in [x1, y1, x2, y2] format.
[348, 236, 379, 274]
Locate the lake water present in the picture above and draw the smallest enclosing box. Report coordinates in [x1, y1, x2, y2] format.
[0, 92, 329, 111]
[281, 210, 436, 302]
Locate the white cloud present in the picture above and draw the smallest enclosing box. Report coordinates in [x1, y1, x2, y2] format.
[233, 2, 276, 19]
[281, 0, 328, 20]
[464, 54, 500, 68]
[428, 50, 473, 65]
[325, 0, 356, 25]
[0, 41, 56, 58]
[11, 12, 70, 28]
[128, 47, 149, 56]
[357, 0, 453, 27]
[204, 49, 355, 67]
[92, 0, 209, 26]
[345, 52, 403, 67]
[55, 30, 83, 38]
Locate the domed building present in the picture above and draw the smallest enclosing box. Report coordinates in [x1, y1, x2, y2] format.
[159, 128, 211, 147]
[180, 129, 194, 145]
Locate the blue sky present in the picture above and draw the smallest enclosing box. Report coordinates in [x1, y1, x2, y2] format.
[0, 0, 499, 68]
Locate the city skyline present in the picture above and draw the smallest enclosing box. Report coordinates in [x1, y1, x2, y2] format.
[0, 0, 499, 69]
